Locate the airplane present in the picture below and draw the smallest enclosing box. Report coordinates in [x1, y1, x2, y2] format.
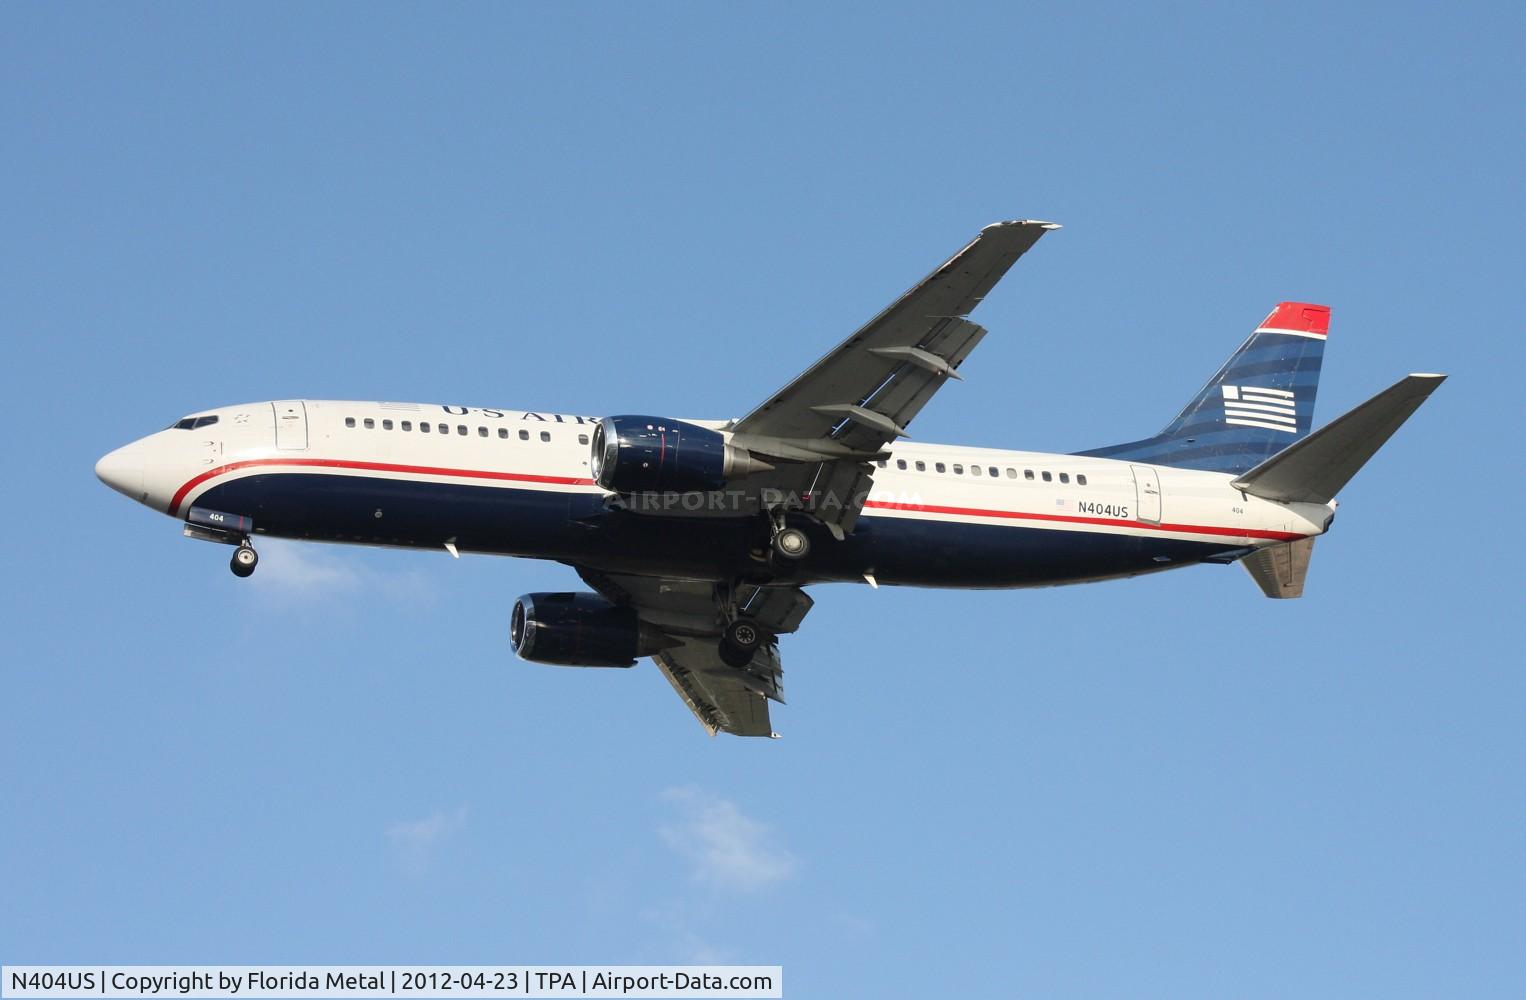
[95, 220, 1445, 738]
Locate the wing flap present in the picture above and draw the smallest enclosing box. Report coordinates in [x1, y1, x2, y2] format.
[734, 221, 1054, 445]
[574, 567, 809, 737]
[653, 637, 781, 738]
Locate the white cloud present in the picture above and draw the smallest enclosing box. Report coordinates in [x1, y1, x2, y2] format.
[249, 537, 362, 592]
[658, 787, 796, 892]
[243, 537, 436, 603]
[387, 806, 468, 870]
[639, 901, 734, 964]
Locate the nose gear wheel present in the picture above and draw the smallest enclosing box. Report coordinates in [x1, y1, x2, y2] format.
[230, 543, 258, 578]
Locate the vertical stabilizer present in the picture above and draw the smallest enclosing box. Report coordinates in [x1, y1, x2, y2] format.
[1078, 302, 1329, 474]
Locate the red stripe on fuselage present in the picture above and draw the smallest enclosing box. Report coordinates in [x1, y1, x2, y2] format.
[170, 458, 1306, 543]
[861, 499, 1306, 541]
[169, 458, 596, 517]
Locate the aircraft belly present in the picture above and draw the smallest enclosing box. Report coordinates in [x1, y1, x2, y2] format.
[195, 474, 760, 573]
[195, 472, 1238, 588]
[195, 474, 582, 556]
[820, 515, 1233, 589]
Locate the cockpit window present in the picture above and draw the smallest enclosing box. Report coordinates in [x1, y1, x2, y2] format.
[171, 415, 218, 430]
[193, 415, 218, 429]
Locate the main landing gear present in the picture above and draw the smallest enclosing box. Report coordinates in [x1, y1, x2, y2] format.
[714, 579, 773, 667]
[772, 526, 810, 559]
[720, 616, 766, 668]
[230, 542, 259, 578]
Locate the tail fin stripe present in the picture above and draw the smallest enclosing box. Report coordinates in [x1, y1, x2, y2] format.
[1254, 327, 1327, 340]
[1256, 302, 1331, 338]
[1227, 417, 1299, 432]
[1222, 362, 1322, 381]
[1224, 401, 1297, 417]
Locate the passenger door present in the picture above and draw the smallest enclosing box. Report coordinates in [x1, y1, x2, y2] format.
[272, 401, 309, 450]
[1130, 464, 1162, 524]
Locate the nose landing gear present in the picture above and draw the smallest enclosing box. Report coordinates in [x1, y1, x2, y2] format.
[183, 507, 260, 578]
[230, 543, 259, 578]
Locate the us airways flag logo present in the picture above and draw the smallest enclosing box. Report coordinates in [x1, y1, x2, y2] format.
[1221, 385, 1297, 433]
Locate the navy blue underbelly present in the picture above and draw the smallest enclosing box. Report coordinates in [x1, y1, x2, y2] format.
[195, 473, 1234, 589]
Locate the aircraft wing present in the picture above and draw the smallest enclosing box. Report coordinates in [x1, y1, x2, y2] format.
[729, 219, 1057, 532]
[566, 223, 1055, 734]
[575, 566, 811, 737]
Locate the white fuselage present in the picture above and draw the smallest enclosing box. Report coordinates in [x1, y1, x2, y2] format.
[96, 400, 1333, 589]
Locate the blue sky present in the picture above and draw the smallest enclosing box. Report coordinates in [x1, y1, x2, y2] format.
[3, 3, 1522, 996]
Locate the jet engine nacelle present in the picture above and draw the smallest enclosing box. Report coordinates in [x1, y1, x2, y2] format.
[510, 591, 668, 668]
[590, 415, 772, 495]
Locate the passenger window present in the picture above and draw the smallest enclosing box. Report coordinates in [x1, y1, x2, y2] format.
[420, 422, 431, 433]
[915, 461, 926, 472]
[971, 465, 981, 476]
[935, 462, 946, 473]
[989, 467, 999, 477]
[540, 431, 551, 442]
[478, 426, 489, 438]
[438, 423, 448, 434]
[345, 417, 356, 428]
[1077, 474, 1087, 486]
[519, 429, 530, 441]
[363, 418, 375, 429]
[1006, 468, 1016, 479]
[578, 434, 589, 445]
[1024, 469, 1035, 480]
[876, 460, 887, 468]
[457, 425, 467, 436]
[1059, 473, 1070, 484]
[897, 459, 907, 470]
[1042, 471, 1052, 482]
[382, 419, 393, 430]
[498, 428, 509, 439]
[401, 421, 412, 431]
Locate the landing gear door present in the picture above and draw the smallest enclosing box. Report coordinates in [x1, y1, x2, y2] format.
[1130, 464, 1162, 524]
[272, 401, 309, 450]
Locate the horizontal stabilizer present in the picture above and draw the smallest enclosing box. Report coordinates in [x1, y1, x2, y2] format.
[1242, 538, 1316, 598]
[1231, 374, 1446, 504]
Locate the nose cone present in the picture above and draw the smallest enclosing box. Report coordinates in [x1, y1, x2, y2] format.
[95, 444, 145, 500]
